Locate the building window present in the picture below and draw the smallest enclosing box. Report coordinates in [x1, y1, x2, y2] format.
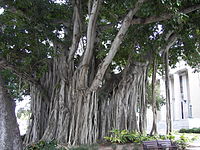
[181, 101, 184, 119]
[179, 72, 189, 119]
[179, 75, 184, 99]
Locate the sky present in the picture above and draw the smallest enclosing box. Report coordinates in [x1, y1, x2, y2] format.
[0, 8, 4, 14]
[15, 97, 31, 135]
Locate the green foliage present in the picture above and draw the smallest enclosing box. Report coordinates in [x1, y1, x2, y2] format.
[159, 134, 175, 140]
[17, 106, 31, 119]
[179, 128, 200, 133]
[0, 0, 72, 78]
[104, 129, 158, 144]
[175, 134, 198, 149]
[104, 129, 198, 149]
[146, 82, 166, 110]
[25, 140, 66, 150]
[0, 0, 199, 110]
[0, 69, 29, 100]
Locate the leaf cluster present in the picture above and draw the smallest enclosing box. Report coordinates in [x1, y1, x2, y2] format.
[104, 129, 158, 144]
[179, 128, 200, 134]
[146, 81, 166, 110]
[0, 70, 29, 100]
[104, 129, 197, 149]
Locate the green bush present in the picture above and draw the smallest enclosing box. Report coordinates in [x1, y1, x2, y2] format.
[179, 127, 200, 133]
[104, 129, 198, 149]
[104, 129, 159, 144]
[175, 134, 198, 149]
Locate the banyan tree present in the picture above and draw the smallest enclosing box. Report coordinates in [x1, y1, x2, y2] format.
[0, 0, 200, 147]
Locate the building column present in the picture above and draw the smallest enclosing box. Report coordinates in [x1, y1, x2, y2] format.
[173, 73, 181, 120]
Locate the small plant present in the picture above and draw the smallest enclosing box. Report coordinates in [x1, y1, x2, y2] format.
[173, 134, 198, 149]
[175, 134, 190, 149]
[104, 129, 198, 149]
[104, 129, 130, 143]
[104, 129, 158, 144]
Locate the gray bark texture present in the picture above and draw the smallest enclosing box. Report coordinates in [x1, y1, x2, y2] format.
[24, 58, 149, 145]
[0, 75, 22, 150]
[150, 59, 158, 135]
[160, 31, 177, 134]
[164, 51, 172, 134]
[24, 0, 149, 146]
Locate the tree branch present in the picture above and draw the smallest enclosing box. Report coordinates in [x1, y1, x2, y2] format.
[0, 57, 52, 100]
[68, 0, 81, 62]
[159, 31, 178, 56]
[81, 0, 102, 66]
[132, 4, 200, 24]
[0, 57, 50, 100]
[89, 0, 147, 92]
[0, 57, 37, 84]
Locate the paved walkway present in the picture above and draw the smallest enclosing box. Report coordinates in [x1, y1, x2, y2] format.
[187, 139, 200, 150]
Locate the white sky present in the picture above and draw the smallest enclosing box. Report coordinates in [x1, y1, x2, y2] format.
[0, 8, 4, 14]
[15, 96, 31, 135]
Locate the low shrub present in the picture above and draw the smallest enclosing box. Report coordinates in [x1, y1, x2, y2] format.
[104, 129, 198, 149]
[179, 127, 200, 133]
[104, 129, 159, 144]
[175, 134, 198, 149]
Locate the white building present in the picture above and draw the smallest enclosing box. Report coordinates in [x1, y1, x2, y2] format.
[147, 61, 200, 133]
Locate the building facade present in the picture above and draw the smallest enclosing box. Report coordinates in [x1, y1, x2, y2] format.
[147, 61, 200, 133]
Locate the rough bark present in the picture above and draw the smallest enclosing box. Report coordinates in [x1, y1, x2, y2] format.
[24, 0, 149, 146]
[150, 58, 158, 135]
[164, 51, 172, 134]
[90, 0, 147, 92]
[139, 63, 148, 134]
[100, 61, 149, 136]
[24, 84, 50, 143]
[0, 75, 22, 150]
[24, 57, 149, 145]
[68, 0, 81, 63]
[1, 0, 200, 147]
[160, 31, 177, 134]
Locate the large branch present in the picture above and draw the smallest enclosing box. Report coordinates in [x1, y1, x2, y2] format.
[68, 0, 81, 62]
[89, 0, 147, 92]
[81, 0, 102, 66]
[0, 57, 38, 84]
[132, 4, 200, 24]
[0, 57, 50, 100]
[159, 31, 178, 55]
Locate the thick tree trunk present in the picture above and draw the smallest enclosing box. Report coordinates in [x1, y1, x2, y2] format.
[0, 75, 22, 150]
[164, 51, 172, 134]
[150, 59, 158, 135]
[24, 56, 99, 145]
[100, 61, 149, 136]
[138, 63, 148, 134]
[24, 59, 149, 145]
[24, 85, 50, 143]
[24, 0, 149, 146]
